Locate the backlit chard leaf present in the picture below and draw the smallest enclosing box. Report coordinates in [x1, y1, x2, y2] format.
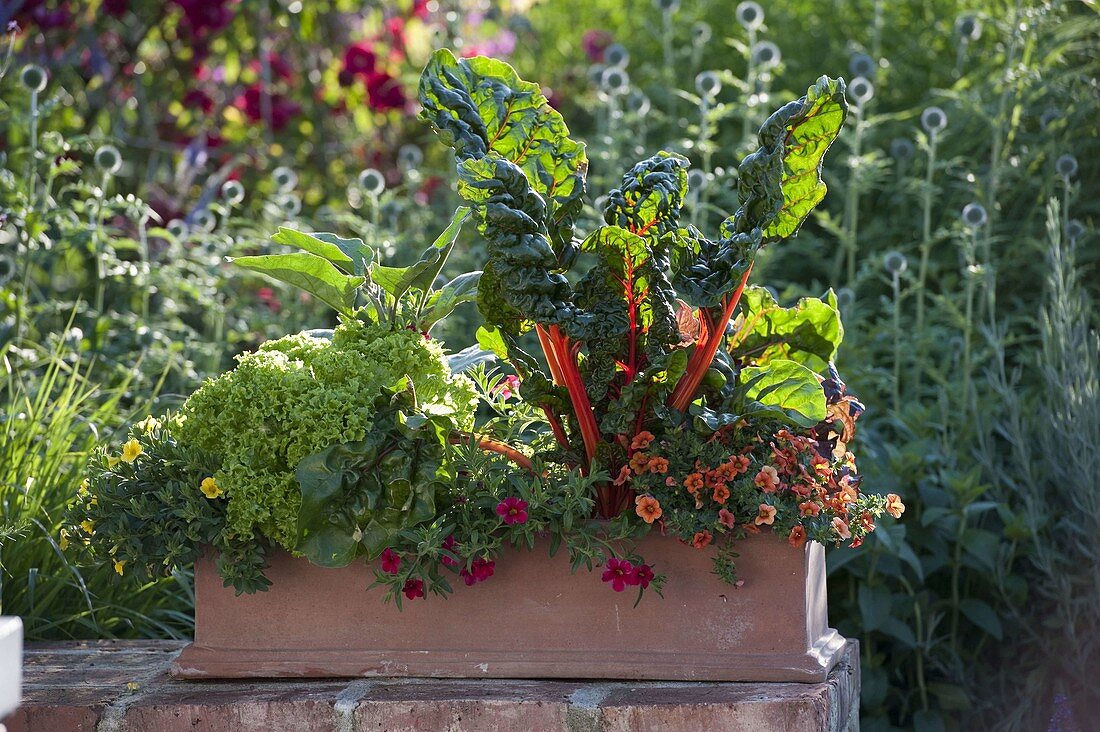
[729, 76, 848, 240]
[729, 287, 843, 371]
[229, 252, 363, 316]
[573, 226, 679, 401]
[602, 152, 690, 240]
[733, 359, 827, 428]
[418, 48, 588, 259]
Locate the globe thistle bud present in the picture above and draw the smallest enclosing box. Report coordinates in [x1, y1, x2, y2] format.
[955, 15, 981, 41]
[604, 43, 629, 69]
[397, 144, 424, 171]
[600, 66, 630, 95]
[272, 166, 297, 193]
[848, 77, 874, 107]
[653, 0, 680, 13]
[691, 21, 712, 45]
[625, 89, 651, 116]
[193, 209, 216, 232]
[166, 219, 189, 240]
[890, 138, 915, 160]
[921, 106, 948, 134]
[836, 287, 855, 311]
[93, 145, 122, 175]
[221, 180, 245, 204]
[695, 71, 722, 99]
[20, 64, 47, 93]
[1055, 154, 1078, 179]
[1065, 219, 1085, 241]
[687, 168, 708, 192]
[849, 53, 876, 79]
[358, 168, 386, 195]
[736, 1, 764, 30]
[883, 250, 908, 274]
[276, 194, 301, 217]
[961, 202, 987, 229]
[752, 41, 781, 69]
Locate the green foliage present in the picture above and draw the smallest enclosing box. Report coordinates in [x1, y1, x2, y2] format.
[176, 319, 477, 549]
[0, 344, 193, 639]
[730, 287, 843, 370]
[295, 390, 455, 566]
[734, 359, 827, 428]
[64, 415, 271, 595]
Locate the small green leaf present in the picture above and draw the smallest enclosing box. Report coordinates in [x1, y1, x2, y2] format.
[230, 252, 363, 315]
[959, 599, 1003, 640]
[272, 228, 361, 273]
[421, 271, 481, 331]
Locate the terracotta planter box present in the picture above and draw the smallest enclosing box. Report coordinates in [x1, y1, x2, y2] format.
[172, 532, 846, 682]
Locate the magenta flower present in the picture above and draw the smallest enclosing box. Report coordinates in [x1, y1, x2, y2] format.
[440, 535, 460, 567]
[365, 71, 407, 112]
[601, 557, 639, 592]
[635, 564, 654, 589]
[492, 374, 521, 400]
[582, 29, 613, 62]
[402, 578, 425, 600]
[460, 558, 496, 586]
[342, 42, 377, 77]
[380, 548, 401, 574]
[496, 496, 529, 525]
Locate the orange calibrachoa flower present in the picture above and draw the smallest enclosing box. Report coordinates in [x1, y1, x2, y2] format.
[886, 493, 905, 519]
[799, 500, 822, 517]
[811, 454, 833, 478]
[692, 530, 713, 549]
[629, 452, 651, 474]
[755, 503, 777, 526]
[711, 484, 730, 504]
[630, 431, 655, 450]
[647, 456, 669, 474]
[683, 472, 705, 493]
[612, 465, 631, 486]
[718, 508, 736, 528]
[788, 525, 807, 548]
[635, 495, 663, 524]
[754, 465, 781, 493]
[858, 511, 876, 532]
[832, 517, 851, 540]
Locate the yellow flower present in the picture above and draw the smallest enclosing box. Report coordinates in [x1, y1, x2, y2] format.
[78, 478, 90, 496]
[107, 455, 120, 469]
[90, 495, 98, 506]
[200, 477, 223, 499]
[121, 439, 143, 463]
[113, 559, 126, 576]
[59, 529, 70, 551]
[80, 519, 95, 535]
[135, 416, 160, 433]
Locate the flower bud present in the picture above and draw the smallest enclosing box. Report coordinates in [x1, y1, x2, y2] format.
[736, 1, 764, 30]
[358, 168, 386, 195]
[20, 64, 47, 93]
[921, 106, 948, 134]
[93, 145, 122, 174]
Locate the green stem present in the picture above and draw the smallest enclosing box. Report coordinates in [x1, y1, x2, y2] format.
[741, 27, 757, 144]
[891, 271, 902, 414]
[913, 599, 930, 711]
[949, 512, 969, 656]
[915, 131, 938, 336]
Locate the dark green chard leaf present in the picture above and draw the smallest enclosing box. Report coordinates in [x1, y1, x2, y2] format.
[730, 287, 843, 370]
[229, 252, 363, 316]
[294, 394, 453, 567]
[573, 225, 679, 401]
[418, 48, 587, 257]
[670, 226, 761, 309]
[728, 76, 848, 240]
[420, 270, 481, 332]
[602, 152, 690, 239]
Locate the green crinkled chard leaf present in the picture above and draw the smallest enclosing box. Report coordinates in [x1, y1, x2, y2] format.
[573, 226, 679, 401]
[730, 286, 843, 370]
[670, 226, 761, 309]
[294, 397, 452, 567]
[229, 252, 363, 316]
[418, 49, 587, 254]
[728, 76, 848, 242]
[736, 359, 827, 428]
[603, 152, 689, 238]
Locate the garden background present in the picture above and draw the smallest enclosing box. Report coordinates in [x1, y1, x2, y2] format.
[0, 0, 1096, 729]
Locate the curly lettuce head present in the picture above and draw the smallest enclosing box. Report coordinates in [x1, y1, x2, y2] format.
[177, 319, 477, 549]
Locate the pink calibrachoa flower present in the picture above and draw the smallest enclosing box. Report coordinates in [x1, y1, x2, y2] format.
[788, 525, 808, 549]
[832, 517, 851, 540]
[402, 578, 424, 600]
[601, 557, 638, 592]
[692, 530, 713, 549]
[754, 465, 781, 493]
[886, 493, 906, 519]
[630, 430, 655, 450]
[612, 464, 631, 486]
[718, 508, 736, 529]
[380, 548, 401, 574]
[635, 564, 655, 589]
[495, 496, 529, 525]
[493, 374, 521, 400]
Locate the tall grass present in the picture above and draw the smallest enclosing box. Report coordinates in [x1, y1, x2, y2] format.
[0, 341, 193, 640]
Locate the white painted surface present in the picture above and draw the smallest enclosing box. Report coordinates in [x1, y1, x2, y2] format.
[0, 616, 22, 723]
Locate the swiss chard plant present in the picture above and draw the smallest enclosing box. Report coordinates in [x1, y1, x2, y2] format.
[419, 49, 850, 517]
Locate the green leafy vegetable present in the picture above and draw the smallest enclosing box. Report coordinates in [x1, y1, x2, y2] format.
[229, 252, 363, 316]
[730, 287, 843, 370]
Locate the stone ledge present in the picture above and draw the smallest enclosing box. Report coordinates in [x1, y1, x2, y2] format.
[4, 639, 859, 731]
